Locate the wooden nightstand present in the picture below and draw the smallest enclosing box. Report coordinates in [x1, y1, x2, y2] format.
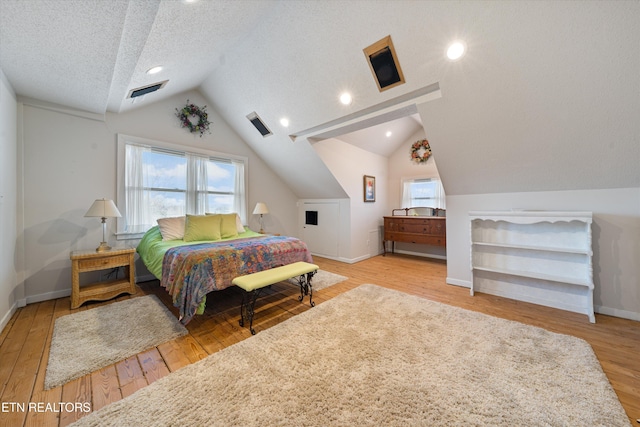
[70, 247, 136, 309]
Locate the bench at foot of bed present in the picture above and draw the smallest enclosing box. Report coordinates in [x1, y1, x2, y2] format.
[232, 261, 319, 335]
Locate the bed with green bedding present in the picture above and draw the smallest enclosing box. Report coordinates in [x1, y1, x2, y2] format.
[137, 225, 313, 324]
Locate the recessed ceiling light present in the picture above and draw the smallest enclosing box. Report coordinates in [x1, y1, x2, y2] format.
[340, 92, 352, 105]
[280, 117, 289, 127]
[386, 131, 392, 137]
[446, 41, 466, 61]
[146, 66, 163, 75]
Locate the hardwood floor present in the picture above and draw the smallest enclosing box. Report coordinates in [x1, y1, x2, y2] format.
[1, 254, 638, 426]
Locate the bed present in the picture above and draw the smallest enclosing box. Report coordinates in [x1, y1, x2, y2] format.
[137, 221, 313, 324]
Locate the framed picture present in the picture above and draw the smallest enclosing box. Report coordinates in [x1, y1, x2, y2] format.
[363, 175, 376, 202]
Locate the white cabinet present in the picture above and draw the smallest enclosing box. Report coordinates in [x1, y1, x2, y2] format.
[469, 211, 595, 322]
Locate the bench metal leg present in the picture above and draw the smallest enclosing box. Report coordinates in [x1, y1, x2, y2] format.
[239, 288, 263, 335]
[294, 270, 317, 307]
[237, 270, 317, 335]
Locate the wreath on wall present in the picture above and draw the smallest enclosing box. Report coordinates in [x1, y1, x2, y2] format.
[410, 139, 432, 163]
[175, 100, 211, 137]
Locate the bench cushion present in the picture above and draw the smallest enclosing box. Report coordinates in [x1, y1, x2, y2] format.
[232, 262, 319, 292]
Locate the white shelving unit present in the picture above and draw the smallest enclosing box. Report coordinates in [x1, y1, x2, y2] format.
[469, 211, 595, 323]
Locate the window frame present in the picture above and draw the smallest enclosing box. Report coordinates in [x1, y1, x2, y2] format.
[116, 134, 248, 240]
[400, 176, 446, 210]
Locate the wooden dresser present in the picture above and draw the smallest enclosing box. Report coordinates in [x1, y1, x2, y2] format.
[383, 216, 446, 255]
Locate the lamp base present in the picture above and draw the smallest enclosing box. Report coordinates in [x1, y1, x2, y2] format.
[258, 215, 265, 234]
[96, 242, 112, 252]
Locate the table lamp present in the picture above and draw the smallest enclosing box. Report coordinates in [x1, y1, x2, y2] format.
[252, 202, 269, 233]
[85, 198, 122, 252]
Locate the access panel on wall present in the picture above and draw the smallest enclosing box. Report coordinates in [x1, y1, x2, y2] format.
[302, 202, 339, 258]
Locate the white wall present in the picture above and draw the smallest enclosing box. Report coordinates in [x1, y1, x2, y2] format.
[388, 128, 446, 259]
[0, 67, 20, 331]
[297, 199, 350, 260]
[445, 188, 640, 321]
[17, 90, 299, 303]
[106, 91, 298, 236]
[312, 138, 388, 262]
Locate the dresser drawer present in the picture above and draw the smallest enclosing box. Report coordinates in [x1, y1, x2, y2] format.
[384, 232, 446, 246]
[400, 223, 433, 234]
[77, 254, 131, 271]
[419, 236, 446, 246]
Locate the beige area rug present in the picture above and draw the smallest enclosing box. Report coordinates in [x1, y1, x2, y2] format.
[287, 269, 347, 291]
[70, 284, 629, 426]
[45, 295, 187, 390]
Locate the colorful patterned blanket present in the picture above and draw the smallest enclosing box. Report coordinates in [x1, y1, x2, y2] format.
[161, 236, 313, 324]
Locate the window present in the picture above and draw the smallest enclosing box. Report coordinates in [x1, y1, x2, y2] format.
[117, 135, 247, 236]
[401, 178, 446, 209]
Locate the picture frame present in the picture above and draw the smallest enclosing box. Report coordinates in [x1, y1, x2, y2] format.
[363, 175, 376, 202]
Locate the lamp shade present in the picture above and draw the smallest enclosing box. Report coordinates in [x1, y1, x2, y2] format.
[84, 199, 122, 218]
[252, 202, 269, 215]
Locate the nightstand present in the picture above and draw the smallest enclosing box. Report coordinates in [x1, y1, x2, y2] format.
[70, 247, 136, 309]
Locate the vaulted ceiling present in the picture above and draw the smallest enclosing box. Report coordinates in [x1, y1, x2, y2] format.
[1, 0, 638, 199]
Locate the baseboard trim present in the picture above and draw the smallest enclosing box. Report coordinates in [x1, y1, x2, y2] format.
[446, 278, 471, 289]
[308, 252, 369, 264]
[448, 278, 640, 322]
[24, 275, 152, 306]
[312, 250, 446, 264]
[25, 289, 70, 305]
[595, 305, 640, 322]
[0, 302, 20, 335]
[18, 271, 640, 324]
[393, 249, 447, 261]
[345, 254, 370, 264]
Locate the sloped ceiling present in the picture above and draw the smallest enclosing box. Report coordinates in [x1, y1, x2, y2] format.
[335, 115, 423, 158]
[1, 0, 638, 198]
[0, 0, 272, 114]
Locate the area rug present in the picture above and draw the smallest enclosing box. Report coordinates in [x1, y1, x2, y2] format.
[45, 295, 187, 390]
[70, 284, 629, 426]
[287, 269, 347, 291]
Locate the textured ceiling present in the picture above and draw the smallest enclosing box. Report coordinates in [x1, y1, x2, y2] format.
[330, 115, 423, 157]
[0, 0, 271, 114]
[0, 0, 413, 156]
[0, 0, 131, 113]
[1, 0, 638, 198]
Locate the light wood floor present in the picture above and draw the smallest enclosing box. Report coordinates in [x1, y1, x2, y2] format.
[1, 254, 639, 426]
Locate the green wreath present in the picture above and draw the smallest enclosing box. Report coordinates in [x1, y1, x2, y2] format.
[410, 139, 432, 163]
[175, 100, 211, 137]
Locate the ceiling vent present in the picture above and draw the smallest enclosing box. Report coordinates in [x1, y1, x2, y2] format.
[246, 112, 273, 137]
[363, 36, 405, 92]
[127, 80, 169, 99]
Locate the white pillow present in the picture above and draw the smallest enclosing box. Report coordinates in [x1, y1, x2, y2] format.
[157, 216, 186, 241]
[235, 214, 245, 233]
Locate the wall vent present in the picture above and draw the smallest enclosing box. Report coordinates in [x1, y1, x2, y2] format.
[363, 35, 405, 92]
[127, 80, 169, 99]
[246, 112, 273, 137]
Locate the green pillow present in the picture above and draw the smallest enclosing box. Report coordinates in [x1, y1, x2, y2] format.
[219, 213, 239, 239]
[183, 214, 222, 242]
